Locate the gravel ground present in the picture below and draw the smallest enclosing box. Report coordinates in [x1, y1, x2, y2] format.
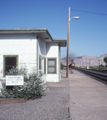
[0, 71, 70, 120]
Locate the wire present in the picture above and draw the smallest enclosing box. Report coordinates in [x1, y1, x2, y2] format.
[71, 9, 107, 16]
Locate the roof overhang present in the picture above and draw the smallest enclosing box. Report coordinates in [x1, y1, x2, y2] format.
[0, 28, 67, 46]
[53, 39, 66, 47]
[0, 28, 53, 42]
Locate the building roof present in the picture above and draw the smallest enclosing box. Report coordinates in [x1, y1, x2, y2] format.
[0, 28, 66, 47]
[53, 39, 66, 47]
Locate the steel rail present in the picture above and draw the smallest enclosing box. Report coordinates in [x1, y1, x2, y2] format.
[73, 68, 107, 81]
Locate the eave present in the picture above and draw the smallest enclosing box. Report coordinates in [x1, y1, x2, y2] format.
[0, 28, 67, 47]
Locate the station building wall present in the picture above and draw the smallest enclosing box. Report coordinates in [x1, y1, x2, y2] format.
[0, 33, 38, 79]
[46, 42, 60, 82]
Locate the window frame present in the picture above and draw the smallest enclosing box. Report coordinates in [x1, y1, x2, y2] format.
[3, 55, 18, 77]
[47, 58, 57, 74]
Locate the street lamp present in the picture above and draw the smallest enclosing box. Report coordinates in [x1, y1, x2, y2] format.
[72, 16, 80, 19]
[66, 7, 80, 78]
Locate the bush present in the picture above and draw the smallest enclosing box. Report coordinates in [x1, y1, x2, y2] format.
[61, 62, 65, 69]
[1, 67, 45, 100]
[90, 65, 105, 70]
[98, 64, 105, 70]
[104, 57, 107, 66]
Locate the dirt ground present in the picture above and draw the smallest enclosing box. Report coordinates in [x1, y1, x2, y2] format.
[0, 70, 70, 120]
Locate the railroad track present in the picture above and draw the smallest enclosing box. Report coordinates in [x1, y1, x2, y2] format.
[73, 68, 107, 82]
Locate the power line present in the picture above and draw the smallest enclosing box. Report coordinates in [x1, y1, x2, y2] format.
[71, 9, 107, 16]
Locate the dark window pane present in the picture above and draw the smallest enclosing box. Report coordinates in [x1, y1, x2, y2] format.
[5, 57, 17, 75]
[6, 57, 16, 66]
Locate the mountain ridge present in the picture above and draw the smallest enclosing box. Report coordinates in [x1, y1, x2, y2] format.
[61, 53, 107, 67]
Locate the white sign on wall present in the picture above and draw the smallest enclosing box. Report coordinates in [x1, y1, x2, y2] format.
[6, 76, 24, 86]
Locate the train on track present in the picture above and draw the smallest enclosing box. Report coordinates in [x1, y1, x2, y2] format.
[69, 62, 75, 68]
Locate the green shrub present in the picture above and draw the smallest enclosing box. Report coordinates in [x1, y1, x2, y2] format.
[61, 62, 65, 69]
[90, 65, 105, 70]
[104, 57, 107, 66]
[98, 64, 105, 70]
[1, 67, 45, 100]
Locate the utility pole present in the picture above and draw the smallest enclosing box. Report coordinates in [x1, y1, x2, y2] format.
[66, 7, 70, 78]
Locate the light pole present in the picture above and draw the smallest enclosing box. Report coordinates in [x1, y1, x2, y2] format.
[66, 7, 80, 78]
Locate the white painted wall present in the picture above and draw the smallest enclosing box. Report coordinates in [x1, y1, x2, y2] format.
[0, 33, 37, 79]
[46, 42, 60, 82]
[38, 37, 46, 56]
[0, 33, 61, 83]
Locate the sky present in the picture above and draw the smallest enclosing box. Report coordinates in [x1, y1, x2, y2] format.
[0, 0, 107, 58]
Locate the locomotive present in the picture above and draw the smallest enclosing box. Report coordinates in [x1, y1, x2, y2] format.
[69, 62, 75, 68]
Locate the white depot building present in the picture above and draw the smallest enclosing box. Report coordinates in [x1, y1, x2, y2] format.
[0, 28, 66, 83]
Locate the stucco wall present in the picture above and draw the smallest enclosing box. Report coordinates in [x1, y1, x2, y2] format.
[0, 33, 37, 79]
[38, 37, 46, 56]
[46, 42, 60, 82]
[0, 33, 61, 83]
[38, 39, 60, 82]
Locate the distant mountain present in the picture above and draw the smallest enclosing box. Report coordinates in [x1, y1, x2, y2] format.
[61, 54, 107, 67]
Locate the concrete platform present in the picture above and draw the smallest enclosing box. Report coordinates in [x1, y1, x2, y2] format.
[69, 69, 107, 120]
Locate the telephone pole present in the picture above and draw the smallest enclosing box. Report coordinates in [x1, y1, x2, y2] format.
[66, 7, 79, 77]
[66, 7, 70, 78]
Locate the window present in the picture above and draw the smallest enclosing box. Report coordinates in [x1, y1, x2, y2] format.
[47, 58, 56, 74]
[3, 55, 18, 76]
